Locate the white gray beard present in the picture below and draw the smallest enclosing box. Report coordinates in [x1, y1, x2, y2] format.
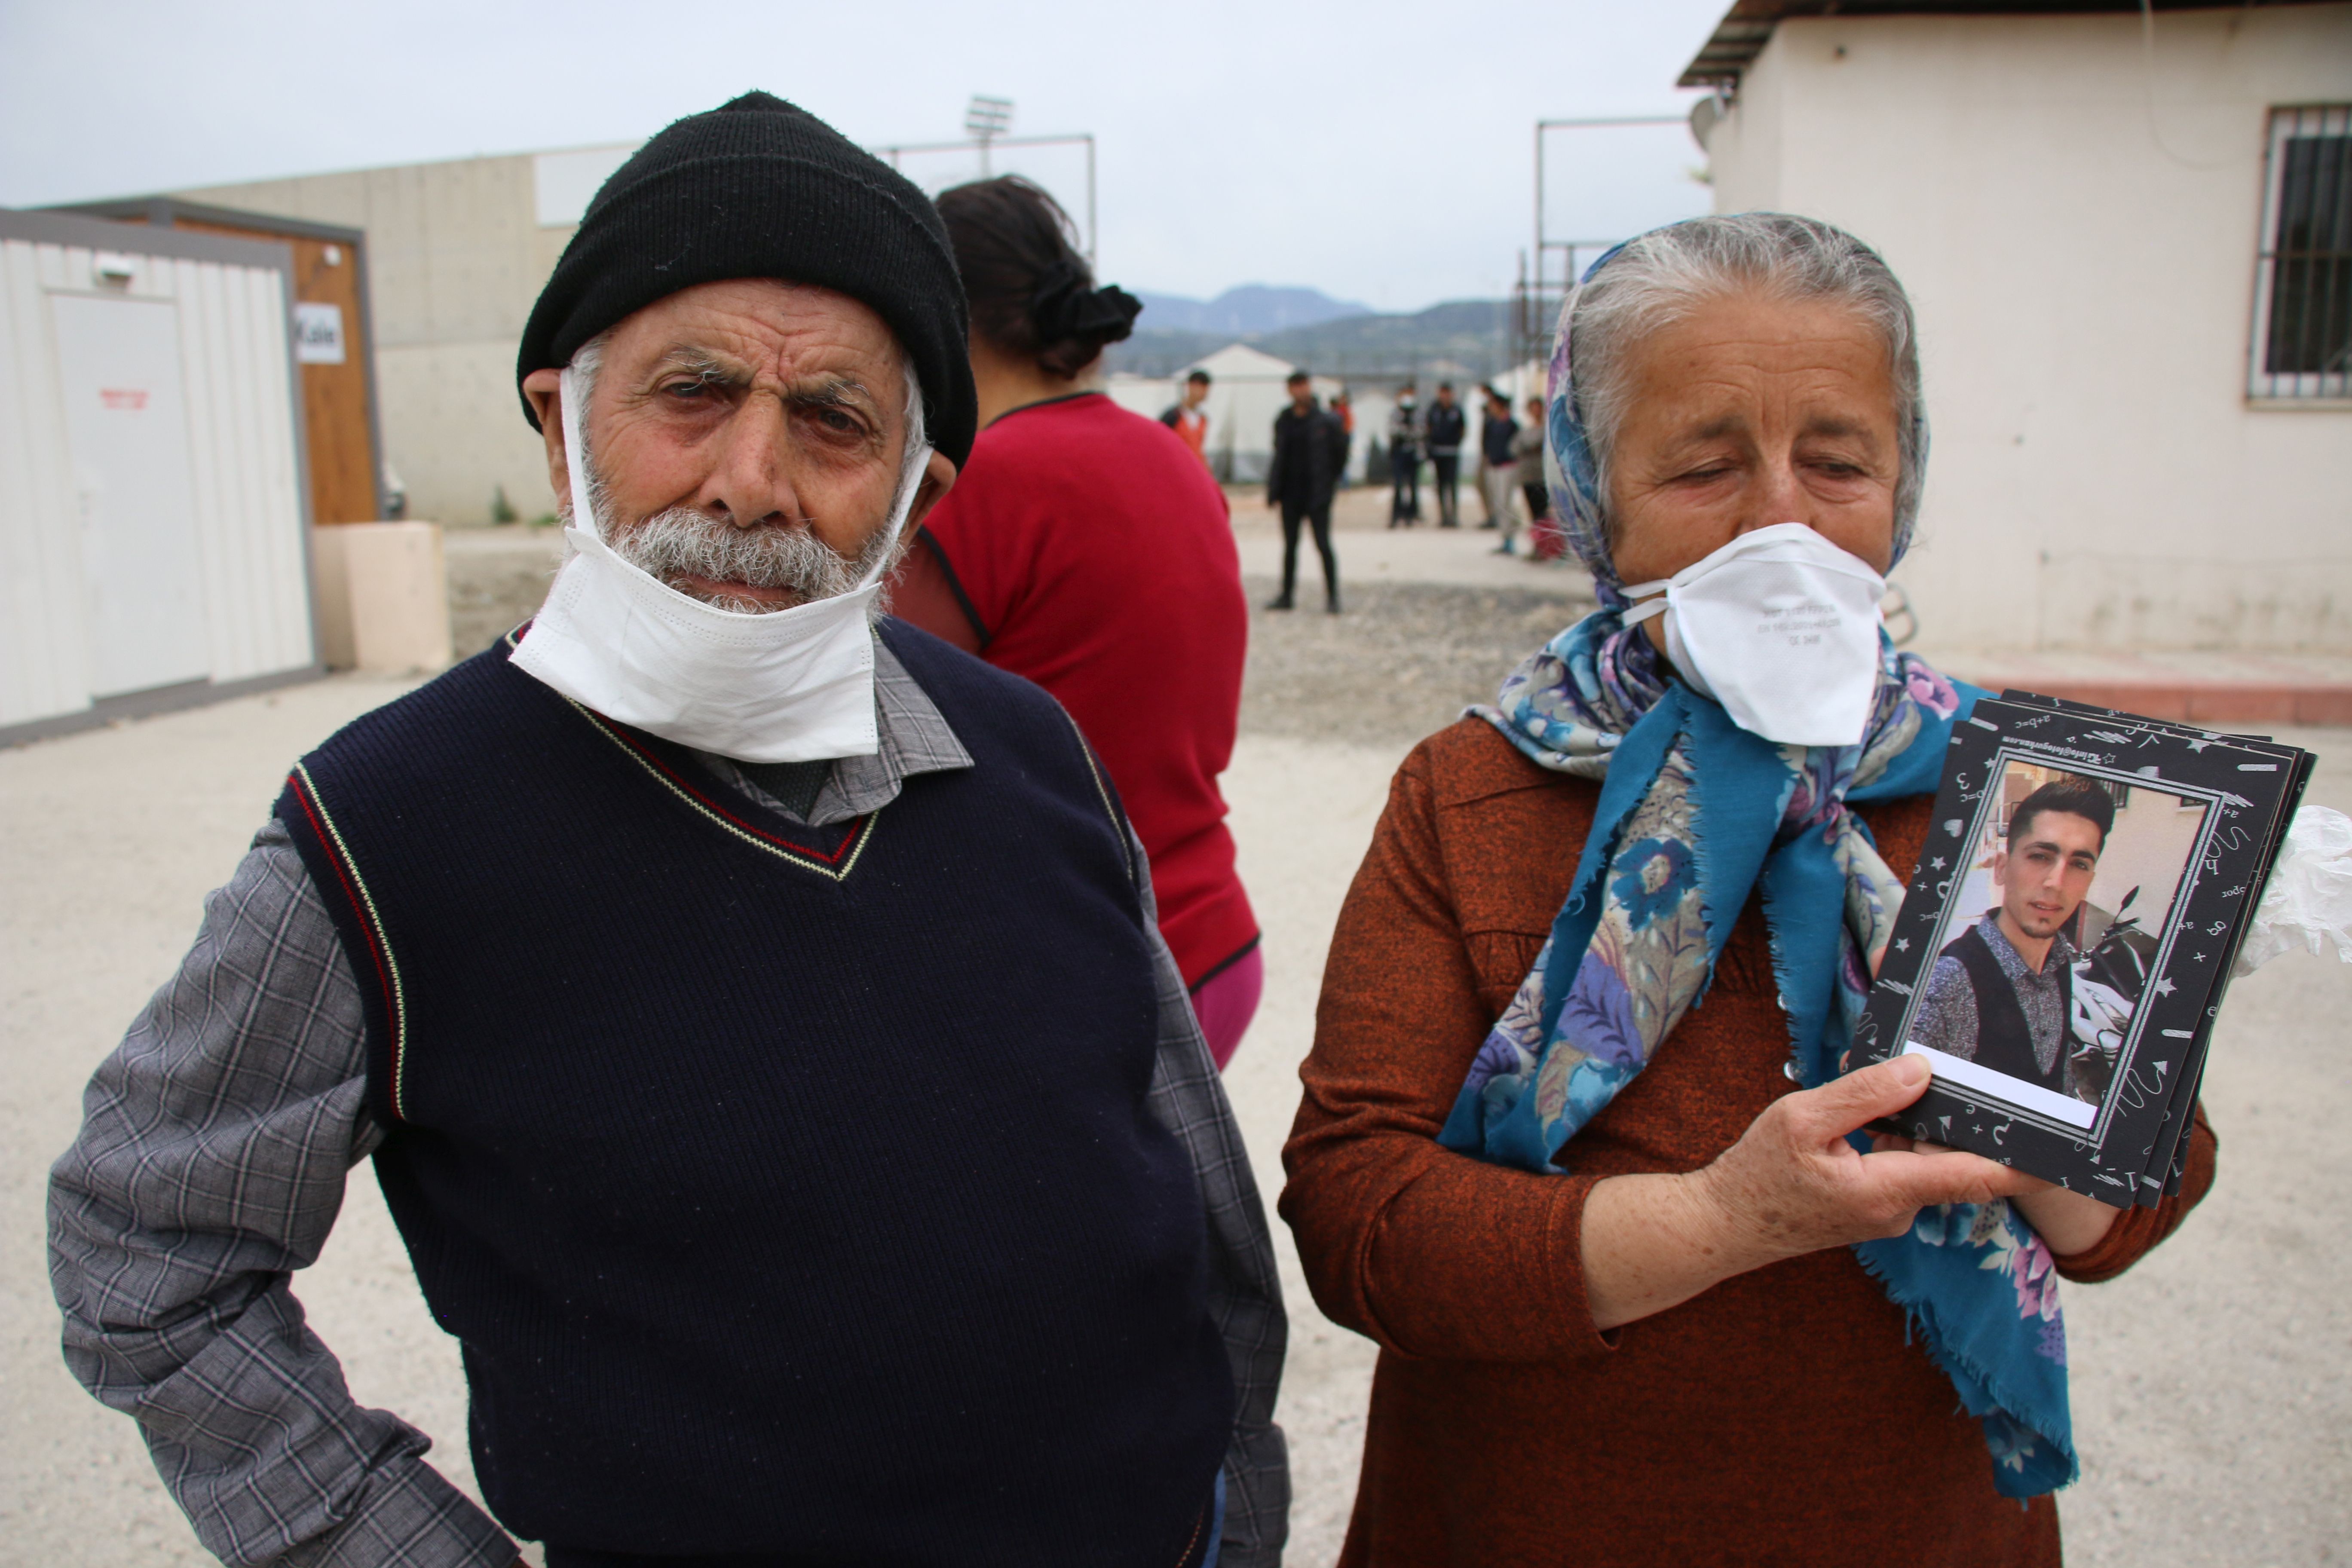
[597, 505, 891, 615]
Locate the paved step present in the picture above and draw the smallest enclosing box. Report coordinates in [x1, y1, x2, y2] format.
[1924, 647, 2352, 726]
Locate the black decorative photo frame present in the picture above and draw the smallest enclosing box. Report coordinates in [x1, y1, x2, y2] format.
[1851, 697, 2305, 1206]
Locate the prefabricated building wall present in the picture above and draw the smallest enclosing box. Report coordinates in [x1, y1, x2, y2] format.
[1, 208, 318, 742]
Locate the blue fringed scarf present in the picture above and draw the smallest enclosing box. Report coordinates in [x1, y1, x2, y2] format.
[1441, 609, 2074, 1498]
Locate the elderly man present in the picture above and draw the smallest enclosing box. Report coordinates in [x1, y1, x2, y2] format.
[49, 94, 1286, 1568]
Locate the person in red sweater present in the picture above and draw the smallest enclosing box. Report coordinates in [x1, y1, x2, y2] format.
[891, 176, 1263, 1066]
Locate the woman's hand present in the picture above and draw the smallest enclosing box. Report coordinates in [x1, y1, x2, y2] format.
[1869, 1128, 2120, 1258]
[1582, 1055, 2039, 1331]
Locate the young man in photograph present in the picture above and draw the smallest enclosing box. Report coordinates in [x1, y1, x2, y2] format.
[1911, 777, 2115, 1102]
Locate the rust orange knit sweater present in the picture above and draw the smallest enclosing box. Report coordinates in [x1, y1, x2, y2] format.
[1280, 719, 2216, 1568]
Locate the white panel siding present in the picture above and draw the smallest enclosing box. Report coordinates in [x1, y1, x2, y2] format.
[0, 240, 92, 726]
[236, 263, 312, 678]
[1, 227, 313, 727]
[178, 257, 241, 677]
[175, 257, 311, 683]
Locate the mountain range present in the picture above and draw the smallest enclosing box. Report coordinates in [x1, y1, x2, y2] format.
[1106, 296, 1520, 383]
[1129, 284, 1372, 336]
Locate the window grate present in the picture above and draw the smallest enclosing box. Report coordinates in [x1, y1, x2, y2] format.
[2250, 105, 2352, 401]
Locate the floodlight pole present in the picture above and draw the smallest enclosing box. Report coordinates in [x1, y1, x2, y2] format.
[1533, 114, 1688, 295]
[864, 132, 1102, 262]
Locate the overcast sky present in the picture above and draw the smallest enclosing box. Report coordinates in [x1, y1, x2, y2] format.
[0, 0, 1730, 313]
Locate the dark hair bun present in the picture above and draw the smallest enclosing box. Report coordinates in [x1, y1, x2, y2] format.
[937, 176, 1136, 380]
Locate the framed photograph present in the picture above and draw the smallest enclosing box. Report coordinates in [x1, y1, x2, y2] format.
[1992, 695, 2315, 1201]
[1852, 700, 2301, 1203]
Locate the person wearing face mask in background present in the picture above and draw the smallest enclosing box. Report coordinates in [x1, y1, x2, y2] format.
[1280, 214, 2214, 1565]
[891, 176, 1264, 1069]
[48, 95, 1287, 1568]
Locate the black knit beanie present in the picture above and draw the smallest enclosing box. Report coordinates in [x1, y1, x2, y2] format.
[517, 92, 977, 468]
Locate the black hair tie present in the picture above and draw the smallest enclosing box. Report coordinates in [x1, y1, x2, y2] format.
[1030, 260, 1141, 346]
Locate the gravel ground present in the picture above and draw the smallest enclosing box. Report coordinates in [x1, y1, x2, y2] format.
[1236, 578, 1587, 750]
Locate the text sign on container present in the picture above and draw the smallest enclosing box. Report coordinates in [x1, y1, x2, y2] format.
[1902, 1042, 2099, 1130]
[294, 302, 346, 364]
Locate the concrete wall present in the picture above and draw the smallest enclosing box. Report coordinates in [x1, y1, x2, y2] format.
[1702, 4, 2352, 652]
[175, 146, 634, 526]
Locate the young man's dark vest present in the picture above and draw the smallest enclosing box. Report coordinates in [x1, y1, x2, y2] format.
[275, 622, 1232, 1565]
[1943, 921, 2073, 1093]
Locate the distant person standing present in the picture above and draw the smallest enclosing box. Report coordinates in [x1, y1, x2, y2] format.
[1424, 381, 1466, 526]
[1267, 370, 1345, 614]
[1161, 367, 1213, 470]
[894, 176, 1265, 1067]
[1387, 382, 1423, 527]
[1480, 387, 1522, 554]
[1330, 389, 1356, 485]
[1516, 394, 1564, 560]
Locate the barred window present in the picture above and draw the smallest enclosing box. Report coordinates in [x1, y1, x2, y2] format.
[2249, 105, 2350, 401]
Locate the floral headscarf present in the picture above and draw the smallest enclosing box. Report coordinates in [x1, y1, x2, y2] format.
[1542, 227, 1930, 600]
[1454, 221, 2074, 1500]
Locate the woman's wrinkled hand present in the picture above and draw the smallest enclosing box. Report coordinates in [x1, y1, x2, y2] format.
[1693, 1055, 2038, 1268]
[1581, 1056, 2051, 1331]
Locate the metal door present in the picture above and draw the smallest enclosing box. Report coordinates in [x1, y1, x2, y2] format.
[50, 294, 210, 697]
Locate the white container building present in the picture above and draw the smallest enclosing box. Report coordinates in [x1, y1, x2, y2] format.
[1, 208, 318, 743]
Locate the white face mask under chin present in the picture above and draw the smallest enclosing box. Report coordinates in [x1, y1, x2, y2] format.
[509, 368, 931, 764]
[1619, 523, 1888, 748]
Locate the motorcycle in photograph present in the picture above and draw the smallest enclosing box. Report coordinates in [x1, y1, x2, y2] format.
[2069, 885, 2158, 1105]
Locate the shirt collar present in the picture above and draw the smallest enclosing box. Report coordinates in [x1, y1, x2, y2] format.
[1977, 910, 2078, 980]
[693, 632, 973, 826]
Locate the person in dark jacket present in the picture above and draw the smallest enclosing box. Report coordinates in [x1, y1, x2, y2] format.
[1266, 371, 1344, 613]
[1478, 386, 1522, 551]
[1387, 382, 1422, 527]
[1424, 380, 1467, 526]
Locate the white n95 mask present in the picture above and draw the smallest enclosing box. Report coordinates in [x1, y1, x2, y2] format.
[1619, 523, 1887, 748]
[510, 368, 930, 763]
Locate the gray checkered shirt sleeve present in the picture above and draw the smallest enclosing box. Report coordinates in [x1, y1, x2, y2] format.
[1131, 828, 1291, 1568]
[46, 820, 517, 1568]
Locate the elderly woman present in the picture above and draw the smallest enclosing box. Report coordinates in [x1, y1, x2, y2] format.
[1280, 214, 2215, 1564]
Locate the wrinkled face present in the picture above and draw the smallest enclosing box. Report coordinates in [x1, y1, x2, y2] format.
[1994, 809, 2104, 942]
[523, 279, 956, 612]
[1606, 290, 1900, 585]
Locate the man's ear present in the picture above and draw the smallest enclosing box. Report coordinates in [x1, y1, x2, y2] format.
[521, 368, 572, 514]
[1991, 846, 2009, 887]
[904, 450, 959, 531]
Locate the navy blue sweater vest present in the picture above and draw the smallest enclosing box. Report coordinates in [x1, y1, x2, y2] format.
[275, 623, 1232, 1565]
